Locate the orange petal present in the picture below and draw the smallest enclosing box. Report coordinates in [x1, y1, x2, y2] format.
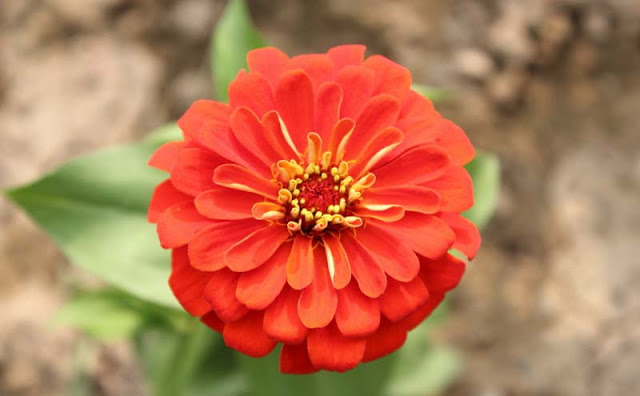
[298, 249, 338, 328]
[327, 45, 366, 71]
[363, 186, 440, 214]
[169, 247, 211, 317]
[307, 322, 366, 372]
[188, 219, 264, 271]
[201, 311, 224, 333]
[399, 293, 445, 331]
[352, 205, 405, 222]
[148, 180, 191, 223]
[335, 65, 375, 118]
[157, 201, 212, 248]
[335, 282, 380, 337]
[225, 224, 290, 272]
[280, 342, 318, 374]
[372, 145, 450, 188]
[348, 127, 404, 178]
[223, 311, 276, 358]
[418, 253, 466, 294]
[362, 319, 408, 362]
[363, 55, 412, 103]
[379, 277, 429, 322]
[194, 189, 260, 220]
[439, 212, 481, 259]
[214, 164, 279, 200]
[263, 287, 308, 344]
[170, 148, 225, 196]
[228, 70, 274, 118]
[288, 54, 334, 90]
[148, 141, 185, 172]
[247, 47, 289, 84]
[314, 82, 343, 146]
[377, 213, 455, 259]
[274, 70, 314, 151]
[354, 224, 419, 282]
[178, 100, 231, 137]
[327, 118, 355, 161]
[346, 94, 401, 161]
[340, 232, 387, 298]
[230, 107, 282, 166]
[422, 165, 474, 212]
[261, 111, 301, 161]
[286, 236, 315, 290]
[204, 268, 248, 322]
[321, 234, 352, 289]
[236, 241, 291, 310]
[436, 119, 476, 166]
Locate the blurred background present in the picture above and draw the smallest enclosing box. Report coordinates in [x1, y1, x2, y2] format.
[1, 0, 639, 395]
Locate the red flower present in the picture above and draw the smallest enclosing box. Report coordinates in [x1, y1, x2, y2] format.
[148, 45, 480, 373]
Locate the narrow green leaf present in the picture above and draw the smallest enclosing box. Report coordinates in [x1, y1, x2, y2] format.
[212, 0, 267, 101]
[411, 84, 452, 103]
[5, 131, 178, 308]
[464, 152, 501, 229]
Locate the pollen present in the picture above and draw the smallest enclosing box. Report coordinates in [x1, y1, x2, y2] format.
[274, 147, 374, 236]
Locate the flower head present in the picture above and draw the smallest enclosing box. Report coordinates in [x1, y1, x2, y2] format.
[148, 45, 480, 373]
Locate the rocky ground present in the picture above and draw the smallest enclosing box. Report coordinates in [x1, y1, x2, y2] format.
[1, 0, 639, 395]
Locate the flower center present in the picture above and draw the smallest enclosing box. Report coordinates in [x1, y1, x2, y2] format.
[274, 152, 371, 236]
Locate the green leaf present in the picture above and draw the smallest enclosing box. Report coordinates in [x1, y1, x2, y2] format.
[212, 0, 267, 101]
[464, 152, 501, 229]
[54, 290, 145, 340]
[411, 84, 452, 103]
[238, 346, 395, 396]
[5, 128, 179, 308]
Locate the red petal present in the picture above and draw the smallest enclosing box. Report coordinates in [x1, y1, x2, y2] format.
[307, 322, 366, 372]
[225, 224, 291, 272]
[286, 236, 314, 290]
[327, 118, 355, 161]
[148, 180, 191, 223]
[214, 164, 279, 200]
[345, 95, 401, 161]
[363, 55, 412, 103]
[379, 277, 429, 322]
[400, 90, 435, 119]
[288, 54, 334, 90]
[327, 45, 366, 71]
[263, 287, 308, 344]
[352, 205, 405, 222]
[204, 268, 248, 322]
[298, 248, 338, 328]
[436, 119, 476, 166]
[170, 148, 225, 196]
[419, 253, 466, 294]
[314, 82, 343, 146]
[230, 107, 282, 167]
[321, 234, 352, 289]
[362, 320, 408, 362]
[149, 141, 185, 172]
[223, 311, 276, 358]
[399, 293, 444, 331]
[247, 47, 289, 84]
[372, 145, 450, 188]
[194, 189, 260, 220]
[228, 70, 274, 118]
[439, 213, 481, 259]
[363, 186, 440, 214]
[422, 165, 474, 212]
[178, 100, 231, 137]
[201, 311, 224, 333]
[280, 343, 318, 374]
[355, 224, 419, 282]
[236, 241, 291, 310]
[378, 213, 455, 259]
[335, 65, 375, 118]
[157, 201, 211, 248]
[348, 127, 404, 178]
[335, 282, 380, 337]
[169, 247, 211, 316]
[261, 111, 301, 161]
[340, 232, 387, 298]
[188, 219, 264, 271]
[274, 70, 314, 151]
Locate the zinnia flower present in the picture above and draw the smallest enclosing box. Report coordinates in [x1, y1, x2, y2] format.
[148, 45, 480, 373]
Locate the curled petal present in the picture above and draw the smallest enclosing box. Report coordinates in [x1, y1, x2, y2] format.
[223, 311, 276, 358]
[251, 202, 285, 221]
[262, 111, 301, 161]
[348, 127, 404, 178]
